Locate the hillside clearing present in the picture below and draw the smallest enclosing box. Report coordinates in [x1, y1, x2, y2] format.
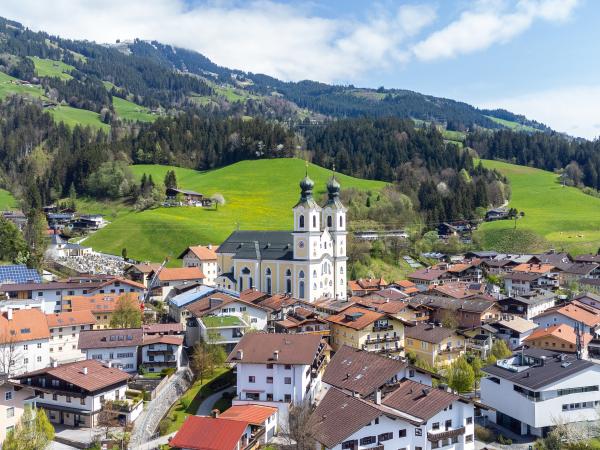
[83, 158, 387, 262]
[29, 56, 74, 80]
[477, 160, 600, 254]
[484, 115, 539, 132]
[48, 105, 110, 132]
[113, 96, 156, 122]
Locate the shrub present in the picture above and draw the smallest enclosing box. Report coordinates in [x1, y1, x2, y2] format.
[161, 368, 176, 377]
[474, 425, 495, 443]
[497, 434, 513, 445]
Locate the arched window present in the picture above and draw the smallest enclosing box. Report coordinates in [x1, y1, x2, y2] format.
[327, 216, 332, 228]
[266, 277, 272, 294]
[299, 270, 305, 279]
[242, 267, 251, 274]
[312, 215, 316, 228]
[265, 268, 271, 275]
[299, 215, 305, 228]
[313, 270, 317, 277]
[239, 277, 244, 291]
[299, 281, 305, 299]
[340, 266, 344, 274]
[286, 279, 292, 293]
[285, 269, 292, 276]
[249, 277, 253, 289]
[340, 216, 343, 227]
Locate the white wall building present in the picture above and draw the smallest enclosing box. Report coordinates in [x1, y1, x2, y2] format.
[78, 328, 143, 372]
[481, 348, 600, 436]
[46, 311, 96, 364]
[179, 245, 219, 286]
[140, 335, 183, 373]
[0, 380, 36, 445]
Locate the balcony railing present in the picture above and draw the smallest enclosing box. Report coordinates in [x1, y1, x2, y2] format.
[366, 335, 400, 344]
[372, 324, 394, 332]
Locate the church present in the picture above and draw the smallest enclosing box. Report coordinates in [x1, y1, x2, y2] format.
[215, 170, 347, 302]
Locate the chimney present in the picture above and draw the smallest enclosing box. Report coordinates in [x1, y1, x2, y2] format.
[211, 409, 220, 418]
[207, 244, 212, 250]
[82, 367, 88, 375]
[107, 361, 113, 368]
[273, 350, 279, 361]
[7, 309, 12, 320]
[51, 359, 58, 368]
[375, 389, 382, 405]
[237, 349, 244, 360]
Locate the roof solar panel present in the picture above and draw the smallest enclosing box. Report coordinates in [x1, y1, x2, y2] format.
[0, 264, 42, 284]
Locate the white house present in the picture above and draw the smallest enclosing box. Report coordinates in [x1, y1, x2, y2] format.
[498, 290, 556, 320]
[179, 245, 218, 286]
[149, 267, 205, 300]
[0, 378, 37, 445]
[78, 328, 144, 372]
[309, 380, 475, 450]
[493, 316, 538, 349]
[227, 333, 327, 409]
[533, 303, 600, 336]
[481, 348, 600, 436]
[185, 292, 269, 352]
[140, 334, 183, 373]
[0, 308, 50, 376]
[13, 360, 136, 427]
[46, 311, 96, 364]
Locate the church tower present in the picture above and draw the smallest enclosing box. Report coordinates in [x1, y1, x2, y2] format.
[322, 170, 347, 300]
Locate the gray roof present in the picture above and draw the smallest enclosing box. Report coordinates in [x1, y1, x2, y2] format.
[217, 231, 294, 260]
[503, 290, 555, 306]
[563, 263, 599, 275]
[483, 348, 595, 390]
[409, 294, 498, 314]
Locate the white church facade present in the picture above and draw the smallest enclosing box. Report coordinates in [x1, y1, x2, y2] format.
[215, 171, 347, 302]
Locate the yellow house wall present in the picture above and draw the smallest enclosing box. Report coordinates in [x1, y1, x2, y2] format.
[405, 334, 464, 367]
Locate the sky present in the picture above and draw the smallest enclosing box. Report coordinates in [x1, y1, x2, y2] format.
[0, 0, 598, 138]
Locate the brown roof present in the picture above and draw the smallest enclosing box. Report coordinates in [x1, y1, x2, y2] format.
[408, 268, 447, 281]
[0, 309, 49, 343]
[353, 297, 408, 315]
[46, 311, 96, 328]
[513, 263, 555, 274]
[227, 333, 324, 365]
[323, 345, 407, 397]
[382, 379, 459, 420]
[128, 263, 162, 274]
[156, 267, 205, 282]
[14, 359, 129, 392]
[347, 278, 388, 292]
[218, 404, 277, 425]
[524, 324, 592, 347]
[308, 387, 382, 448]
[393, 280, 417, 289]
[404, 323, 456, 344]
[186, 292, 266, 317]
[180, 245, 217, 261]
[256, 294, 301, 311]
[142, 334, 184, 346]
[239, 288, 269, 303]
[325, 306, 386, 330]
[169, 416, 248, 450]
[537, 303, 600, 328]
[142, 323, 184, 334]
[65, 293, 123, 313]
[78, 328, 144, 349]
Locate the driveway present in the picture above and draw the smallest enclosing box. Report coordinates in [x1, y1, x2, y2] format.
[196, 386, 236, 416]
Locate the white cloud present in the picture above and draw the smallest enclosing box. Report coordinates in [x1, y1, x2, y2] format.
[479, 85, 600, 139]
[412, 0, 579, 61]
[0, 0, 435, 83]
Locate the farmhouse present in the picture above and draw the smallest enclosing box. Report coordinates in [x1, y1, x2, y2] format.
[178, 244, 218, 285]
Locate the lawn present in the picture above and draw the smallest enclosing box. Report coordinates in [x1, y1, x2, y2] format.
[0, 71, 44, 99]
[84, 158, 387, 262]
[113, 96, 156, 123]
[29, 56, 74, 80]
[0, 189, 18, 209]
[202, 315, 243, 327]
[159, 368, 230, 435]
[48, 105, 110, 132]
[477, 160, 600, 254]
[484, 115, 539, 132]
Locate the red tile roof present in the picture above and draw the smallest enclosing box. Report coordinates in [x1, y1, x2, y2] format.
[537, 303, 600, 328]
[156, 267, 205, 282]
[218, 404, 277, 425]
[46, 310, 96, 328]
[142, 323, 184, 334]
[179, 245, 217, 261]
[227, 333, 324, 365]
[0, 309, 49, 343]
[169, 416, 248, 450]
[382, 379, 459, 420]
[142, 334, 184, 346]
[524, 324, 592, 347]
[513, 263, 555, 274]
[325, 306, 386, 330]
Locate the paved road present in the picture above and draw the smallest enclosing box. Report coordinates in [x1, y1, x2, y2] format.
[129, 431, 177, 450]
[196, 386, 236, 416]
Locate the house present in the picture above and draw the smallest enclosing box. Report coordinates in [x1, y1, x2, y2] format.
[309, 380, 475, 450]
[219, 404, 279, 444]
[0, 308, 50, 376]
[572, 292, 600, 311]
[430, 281, 486, 299]
[78, 328, 144, 372]
[435, 262, 483, 284]
[0, 265, 42, 284]
[185, 292, 269, 352]
[46, 311, 96, 364]
[533, 303, 600, 336]
[352, 296, 429, 324]
[178, 245, 218, 286]
[169, 415, 252, 450]
[407, 268, 447, 289]
[493, 316, 538, 349]
[404, 323, 465, 367]
[227, 333, 327, 407]
[149, 267, 205, 300]
[215, 173, 348, 302]
[408, 295, 502, 329]
[497, 290, 556, 320]
[62, 293, 130, 329]
[273, 307, 329, 336]
[12, 360, 134, 428]
[142, 322, 184, 336]
[347, 278, 388, 296]
[0, 378, 36, 445]
[575, 254, 600, 264]
[140, 334, 183, 373]
[166, 187, 204, 205]
[561, 263, 600, 284]
[387, 280, 419, 295]
[481, 348, 600, 436]
[254, 293, 308, 330]
[322, 345, 435, 398]
[485, 207, 509, 221]
[504, 264, 560, 294]
[326, 306, 406, 356]
[523, 324, 591, 357]
[580, 278, 600, 294]
[167, 285, 220, 325]
[124, 263, 162, 288]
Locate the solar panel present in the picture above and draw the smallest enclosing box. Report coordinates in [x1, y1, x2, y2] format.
[0, 264, 42, 284]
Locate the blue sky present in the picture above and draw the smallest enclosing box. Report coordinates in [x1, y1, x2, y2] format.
[0, 0, 597, 138]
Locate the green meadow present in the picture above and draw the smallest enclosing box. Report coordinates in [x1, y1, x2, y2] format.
[29, 56, 74, 80]
[48, 105, 110, 132]
[478, 160, 600, 254]
[112, 96, 156, 123]
[0, 189, 18, 209]
[83, 158, 387, 262]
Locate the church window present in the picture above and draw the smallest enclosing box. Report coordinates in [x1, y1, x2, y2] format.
[340, 216, 343, 227]
[340, 266, 344, 274]
[285, 269, 292, 276]
[266, 277, 272, 295]
[312, 215, 316, 228]
[265, 268, 272, 275]
[239, 278, 244, 291]
[286, 279, 292, 293]
[327, 216, 332, 227]
[299, 215, 305, 228]
[313, 270, 317, 277]
[299, 270, 305, 279]
[242, 267, 251, 274]
[299, 281, 305, 299]
[249, 277, 253, 288]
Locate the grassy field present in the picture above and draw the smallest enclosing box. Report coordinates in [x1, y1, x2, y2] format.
[84, 158, 387, 262]
[477, 160, 600, 254]
[0, 189, 17, 209]
[48, 105, 110, 132]
[112, 96, 156, 122]
[29, 56, 74, 80]
[0, 71, 44, 99]
[484, 115, 539, 132]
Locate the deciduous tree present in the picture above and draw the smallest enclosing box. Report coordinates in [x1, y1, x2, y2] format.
[110, 294, 142, 328]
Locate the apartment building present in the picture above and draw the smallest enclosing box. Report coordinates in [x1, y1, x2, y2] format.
[46, 310, 96, 364]
[404, 323, 465, 367]
[78, 328, 144, 372]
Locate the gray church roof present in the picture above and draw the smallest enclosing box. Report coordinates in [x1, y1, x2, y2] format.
[217, 231, 295, 261]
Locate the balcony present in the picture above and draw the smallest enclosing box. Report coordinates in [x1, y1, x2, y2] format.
[372, 324, 393, 332]
[366, 335, 401, 344]
[427, 426, 465, 442]
[438, 346, 462, 354]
